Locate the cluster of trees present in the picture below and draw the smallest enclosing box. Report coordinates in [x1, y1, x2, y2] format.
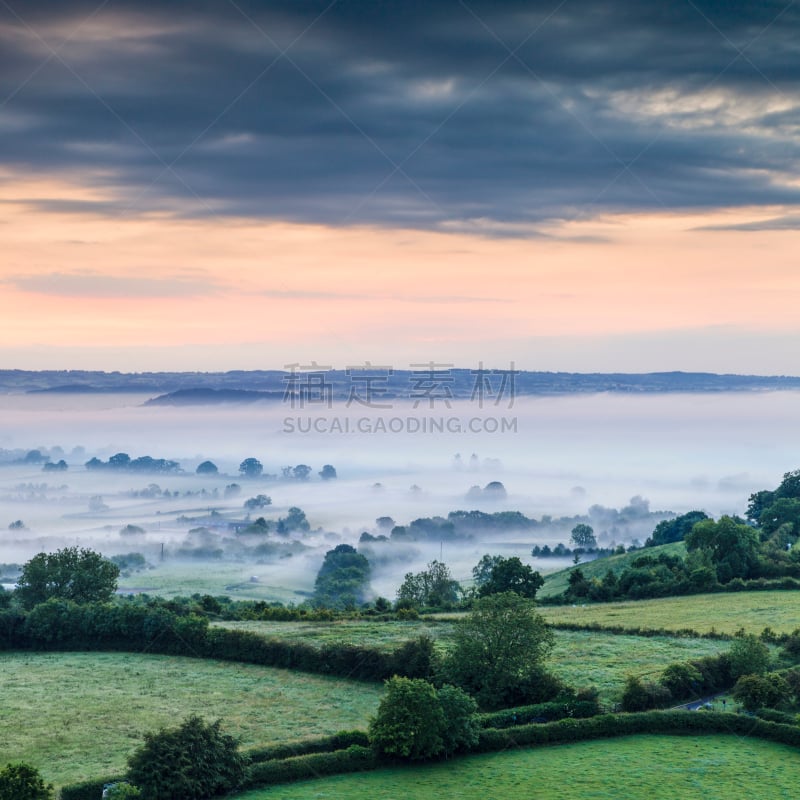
[531, 542, 626, 560]
[645, 511, 709, 547]
[397, 561, 461, 608]
[557, 495, 800, 604]
[238, 459, 337, 481]
[621, 632, 800, 714]
[86, 453, 180, 473]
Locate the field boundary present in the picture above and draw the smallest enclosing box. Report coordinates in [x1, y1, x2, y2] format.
[58, 711, 800, 797]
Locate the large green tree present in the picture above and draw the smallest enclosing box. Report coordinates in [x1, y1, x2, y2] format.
[475, 555, 544, 599]
[570, 524, 596, 549]
[313, 544, 371, 608]
[16, 547, 119, 609]
[685, 516, 760, 583]
[442, 591, 555, 709]
[238, 457, 263, 477]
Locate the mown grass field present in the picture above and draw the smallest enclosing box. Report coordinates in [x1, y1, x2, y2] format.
[0, 651, 381, 788]
[538, 541, 688, 598]
[213, 619, 730, 703]
[540, 590, 800, 635]
[233, 735, 799, 800]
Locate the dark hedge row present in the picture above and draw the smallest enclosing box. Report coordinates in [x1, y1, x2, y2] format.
[474, 710, 800, 754]
[242, 745, 377, 789]
[547, 621, 732, 640]
[0, 600, 435, 682]
[244, 730, 370, 764]
[754, 707, 799, 725]
[541, 576, 800, 606]
[478, 698, 600, 729]
[58, 709, 800, 798]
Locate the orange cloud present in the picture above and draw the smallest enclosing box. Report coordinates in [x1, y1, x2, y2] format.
[1, 172, 799, 369]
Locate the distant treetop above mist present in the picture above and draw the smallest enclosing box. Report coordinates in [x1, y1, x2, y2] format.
[5, 369, 800, 405]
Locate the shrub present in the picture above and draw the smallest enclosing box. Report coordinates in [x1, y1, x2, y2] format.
[126, 716, 246, 799]
[0, 763, 53, 800]
[733, 672, 791, 712]
[369, 677, 446, 760]
[729, 633, 771, 679]
[660, 662, 703, 699]
[104, 784, 142, 799]
[620, 675, 671, 712]
[59, 776, 126, 800]
[438, 684, 480, 755]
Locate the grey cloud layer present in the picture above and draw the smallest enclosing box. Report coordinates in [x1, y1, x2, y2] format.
[2, 0, 799, 231]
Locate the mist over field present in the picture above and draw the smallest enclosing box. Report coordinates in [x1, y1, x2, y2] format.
[1, 390, 798, 600]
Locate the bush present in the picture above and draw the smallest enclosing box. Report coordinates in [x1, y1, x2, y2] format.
[729, 633, 771, 679]
[0, 763, 53, 800]
[620, 675, 671, 712]
[59, 776, 126, 800]
[732, 672, 791, 712]
[438, 684, 480, 755]
[660, 662, 703, 699]
[369, 677, 446, 760]
[126, 716, 246, 799]
[104, 784, 142, 799]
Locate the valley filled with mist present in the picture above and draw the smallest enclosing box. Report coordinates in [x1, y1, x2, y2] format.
[2, 388, 798, 602]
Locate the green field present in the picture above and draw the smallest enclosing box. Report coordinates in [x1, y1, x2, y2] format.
[0, 651, 381, 788]
[539, 542, 688, 598]
[234, 735, 799, 800]
[212, 618, 453, 651]
[550, 631, 728, 700]
[214, 619, 730, 703]
[117, 561, 310, 603]
[540, 590, 800, 635]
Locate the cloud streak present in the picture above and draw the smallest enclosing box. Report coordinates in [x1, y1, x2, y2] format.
[7, 272, 222, 298]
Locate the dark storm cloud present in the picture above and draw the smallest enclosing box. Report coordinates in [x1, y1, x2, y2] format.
[1, 0, 799, 232]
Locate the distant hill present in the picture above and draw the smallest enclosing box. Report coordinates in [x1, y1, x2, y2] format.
[144, 388, 284, 405]
[4, 368, 800, 401]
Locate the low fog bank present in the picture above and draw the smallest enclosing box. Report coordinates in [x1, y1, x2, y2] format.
[1, 391, 798, 600]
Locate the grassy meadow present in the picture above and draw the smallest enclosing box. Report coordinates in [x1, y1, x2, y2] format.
[233, 735, 800, 800]
[214, 619, 731, 703]
[539, 590, 800, 636]
[0, 651, 381, 788]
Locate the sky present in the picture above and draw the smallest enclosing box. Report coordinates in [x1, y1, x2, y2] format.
[1, 0, 799, 374]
